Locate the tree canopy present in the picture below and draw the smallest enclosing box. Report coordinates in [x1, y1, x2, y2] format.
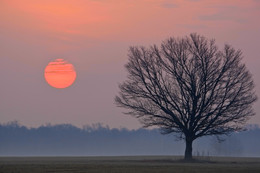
[115, 33, 257, 160]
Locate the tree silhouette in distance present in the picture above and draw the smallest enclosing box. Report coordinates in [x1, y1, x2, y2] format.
[115, 33, 257, 160]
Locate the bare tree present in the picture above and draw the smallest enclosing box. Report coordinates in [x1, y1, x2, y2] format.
[115, 33, 257, 160]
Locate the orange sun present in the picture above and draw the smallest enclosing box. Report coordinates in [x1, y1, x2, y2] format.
[44, 59, 76, 89]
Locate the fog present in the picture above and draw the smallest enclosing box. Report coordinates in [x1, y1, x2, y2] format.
[1, 122, 260, 157]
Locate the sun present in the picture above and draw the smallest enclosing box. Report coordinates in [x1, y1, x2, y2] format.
[44, 59, 76, 89]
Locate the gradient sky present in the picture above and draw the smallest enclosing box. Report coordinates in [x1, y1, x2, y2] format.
[1, 0, 260, 129]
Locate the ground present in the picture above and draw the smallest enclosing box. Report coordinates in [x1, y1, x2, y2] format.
[0, 156, 260, 173]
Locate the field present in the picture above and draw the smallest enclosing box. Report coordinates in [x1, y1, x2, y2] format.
[1, 156, 260, 173]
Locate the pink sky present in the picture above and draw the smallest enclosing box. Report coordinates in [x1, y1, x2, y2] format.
[0, 0, 259, 129]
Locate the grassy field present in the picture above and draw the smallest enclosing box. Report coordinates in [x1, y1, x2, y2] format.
[0, 156, 260, 173]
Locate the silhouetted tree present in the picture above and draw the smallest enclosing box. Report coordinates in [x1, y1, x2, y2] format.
[115, 33, 257, 160]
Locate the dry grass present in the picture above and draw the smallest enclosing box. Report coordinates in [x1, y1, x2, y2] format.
[0, 156, 260, 173]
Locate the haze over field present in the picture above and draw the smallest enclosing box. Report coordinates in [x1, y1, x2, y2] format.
[0, 0, 259, 130]
[1, 122, 260, 157]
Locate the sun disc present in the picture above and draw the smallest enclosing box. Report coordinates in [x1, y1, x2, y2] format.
[44, 59, 76, 89]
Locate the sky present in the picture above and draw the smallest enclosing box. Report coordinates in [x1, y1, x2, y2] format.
[0, 0, 260, 129]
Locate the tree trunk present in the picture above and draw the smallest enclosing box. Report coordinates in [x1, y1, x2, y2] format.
[184, 137, 193, 160]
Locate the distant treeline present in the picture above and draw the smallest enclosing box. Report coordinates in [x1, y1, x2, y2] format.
[1, 121, 260, 157]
